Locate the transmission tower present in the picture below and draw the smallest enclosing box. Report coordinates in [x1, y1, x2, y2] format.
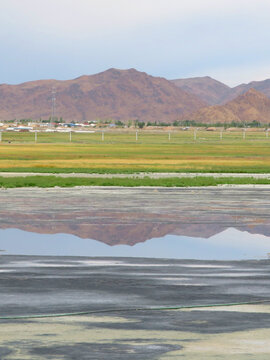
[51, 87, 56, 126]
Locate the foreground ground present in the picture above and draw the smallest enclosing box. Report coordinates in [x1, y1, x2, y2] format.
[1, 187, 270, 358]
[0, 256, 270, 359]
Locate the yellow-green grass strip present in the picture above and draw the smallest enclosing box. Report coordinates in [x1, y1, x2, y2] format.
[1, 136, 270, 173]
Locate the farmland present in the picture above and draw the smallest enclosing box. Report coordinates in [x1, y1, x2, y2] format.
[0, 130, 270, 173]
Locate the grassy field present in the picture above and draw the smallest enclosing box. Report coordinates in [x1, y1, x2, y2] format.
[0, 130, 270, 173]
[0, 175, 270, 188]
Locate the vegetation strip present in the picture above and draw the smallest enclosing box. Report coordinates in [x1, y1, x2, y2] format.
[1, 175, 270, 188]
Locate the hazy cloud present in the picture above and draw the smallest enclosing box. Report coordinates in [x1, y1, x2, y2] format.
[1, 0, 270, 85]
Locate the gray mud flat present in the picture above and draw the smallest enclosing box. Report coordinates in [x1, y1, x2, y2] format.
[0, 255, 270, 359]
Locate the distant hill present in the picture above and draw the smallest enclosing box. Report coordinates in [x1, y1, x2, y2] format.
[188, 88, 270, 124]
[172, 76, 270, 107]
[222, 78, 270, 103]
[0, 68, 206, 122]
[171, 76, 231, 105]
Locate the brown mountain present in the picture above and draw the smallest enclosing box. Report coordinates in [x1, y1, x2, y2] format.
[172, 76, 270, 106]
[188, 88, 270, 124]
[171, 76, 231, 105]
[223, 78, 270, 103]
[0, 68, 206, 122]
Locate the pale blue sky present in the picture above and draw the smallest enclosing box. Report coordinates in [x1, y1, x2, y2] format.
[1, 0, 270, 86]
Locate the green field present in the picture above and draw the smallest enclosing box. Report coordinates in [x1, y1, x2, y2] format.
[0, 130, 270, 173]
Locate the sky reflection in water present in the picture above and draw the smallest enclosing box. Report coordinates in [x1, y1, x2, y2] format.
[1, 228, 270, 260]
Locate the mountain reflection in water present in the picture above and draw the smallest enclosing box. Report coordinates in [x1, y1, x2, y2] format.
[0, 187, 270, 260]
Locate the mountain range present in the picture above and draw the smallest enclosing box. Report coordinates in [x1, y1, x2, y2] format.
[2, 68, 270, 123]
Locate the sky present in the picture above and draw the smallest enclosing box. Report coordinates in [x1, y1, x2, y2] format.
[1, 0, 270, 87]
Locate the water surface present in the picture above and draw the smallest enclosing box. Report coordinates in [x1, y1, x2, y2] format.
[1, 187, 270, 259]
